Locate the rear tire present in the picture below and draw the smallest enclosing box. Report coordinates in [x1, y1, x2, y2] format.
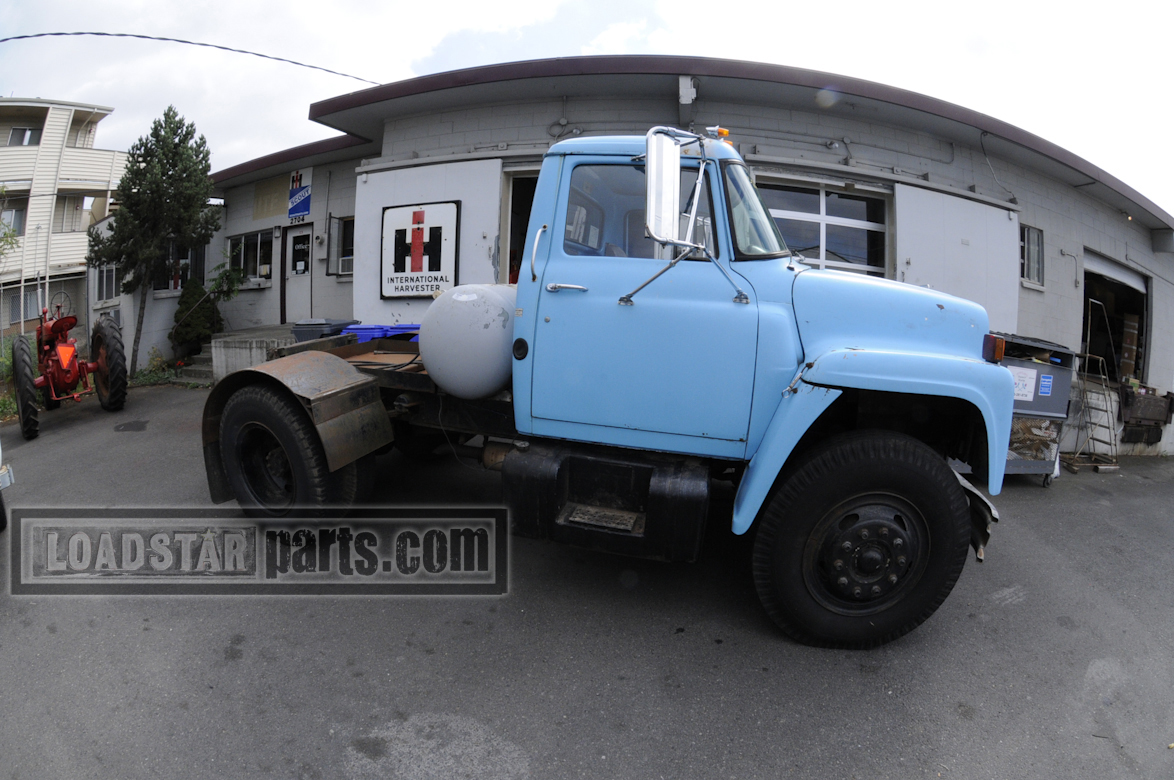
[91, 316, 127, 411]
[42, 386, 61, 410]
[219, 384, 354, 518]
[752, 431, 971, 649]
[13, 337, 39, 440]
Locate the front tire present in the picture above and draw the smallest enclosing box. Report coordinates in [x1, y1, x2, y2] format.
[219, 385, 354, 518]
[91, 316, 127, 411]
[752, 431, 971, 649]
[13, 337, 39, 440]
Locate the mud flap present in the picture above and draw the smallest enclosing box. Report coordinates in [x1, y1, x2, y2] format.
[953, 469, 1000, 562]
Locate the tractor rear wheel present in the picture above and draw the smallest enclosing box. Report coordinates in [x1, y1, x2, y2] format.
[13, 337, 39, 440]
[91, 316, 127, 411]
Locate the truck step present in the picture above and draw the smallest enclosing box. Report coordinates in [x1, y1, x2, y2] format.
[556, 502, 646, 534]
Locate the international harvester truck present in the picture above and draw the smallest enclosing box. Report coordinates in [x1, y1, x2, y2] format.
[202, 127, 1015, 648]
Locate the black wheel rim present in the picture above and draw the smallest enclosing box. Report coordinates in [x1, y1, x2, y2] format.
[802, 493, 931, 617]
[234, 423, 296, 512]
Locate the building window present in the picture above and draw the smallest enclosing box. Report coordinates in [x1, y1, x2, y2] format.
[229, 231, 274, 279]
[757, 183, 887, 275]
[7, 127, 42, 146]
[1021, 225, 1044, 285]
[8, 289, 41, 324]
[1, 199, 27, 236]
[153, 242, 202, 291]
[340, 218, 354, 275]
[97, 264, 120, 302]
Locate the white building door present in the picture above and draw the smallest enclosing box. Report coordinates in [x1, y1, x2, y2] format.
[284, 225, 312, 322]
[894, 184, 1020, 334]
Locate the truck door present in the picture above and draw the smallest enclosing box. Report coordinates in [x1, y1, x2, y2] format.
[530, 159, 758, 456]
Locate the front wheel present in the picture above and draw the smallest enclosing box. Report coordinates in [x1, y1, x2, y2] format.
[219, 385, 355, 518]
[13, 337, 39, 440]
[752, 431, 971, 649]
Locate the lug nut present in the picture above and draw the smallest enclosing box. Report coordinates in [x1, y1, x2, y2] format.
[853, 586, 862, 598]
[841, 541, 853, 552]
[893, 538, 904, 548]
[888, 574, 898, 584]
[878, 527, 889, 537]
[859, 529, 870, 540]
[837, 577, 849, 588]
[897, 556, 907, 567]
[871, 585, 882, 596]
[833, 559, 844, 571]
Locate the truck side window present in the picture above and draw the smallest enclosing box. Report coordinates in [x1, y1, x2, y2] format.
[563, 164, 717, 259]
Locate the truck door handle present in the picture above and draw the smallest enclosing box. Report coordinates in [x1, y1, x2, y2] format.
[530, 224, 548, 282]
[545, 283, 588, 293]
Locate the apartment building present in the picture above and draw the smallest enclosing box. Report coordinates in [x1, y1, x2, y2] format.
[0, 98, 127, 341]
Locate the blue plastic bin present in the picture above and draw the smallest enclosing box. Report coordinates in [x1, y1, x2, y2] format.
[342, 324, 420, 343]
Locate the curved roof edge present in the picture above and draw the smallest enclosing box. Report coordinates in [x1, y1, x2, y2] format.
[211, 134, 373, 186]
[309, 55, 1174, 231]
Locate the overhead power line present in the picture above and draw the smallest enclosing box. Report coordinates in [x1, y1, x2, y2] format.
[0, 31, 380, 86]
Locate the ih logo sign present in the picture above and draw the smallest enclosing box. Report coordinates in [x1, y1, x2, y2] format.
[394, 210, 442, 273]
[381, 202, 459, 298]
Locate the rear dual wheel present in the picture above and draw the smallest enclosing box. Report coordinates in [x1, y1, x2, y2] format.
[219, 385, 357, 518]
[752, 431, 971, 649]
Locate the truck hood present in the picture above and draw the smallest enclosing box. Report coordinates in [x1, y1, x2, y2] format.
[792, 269, 990, 361]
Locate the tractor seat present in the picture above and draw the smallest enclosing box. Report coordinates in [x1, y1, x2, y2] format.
[48, 316, 77, 337]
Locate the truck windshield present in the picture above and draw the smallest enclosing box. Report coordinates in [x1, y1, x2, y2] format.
[723, 163, 789, 259]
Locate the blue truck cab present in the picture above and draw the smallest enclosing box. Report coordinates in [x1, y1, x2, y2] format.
[202, 127, 1014, 648]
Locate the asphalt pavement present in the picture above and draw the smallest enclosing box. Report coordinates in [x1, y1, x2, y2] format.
[1, 384, 1172, 779]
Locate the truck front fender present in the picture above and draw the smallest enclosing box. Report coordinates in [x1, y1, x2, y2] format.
[801, 348, 1013, 493]
[732, 382, 842, 534]
[731, 349, 1014, 535]
[202, 351, 394, 504]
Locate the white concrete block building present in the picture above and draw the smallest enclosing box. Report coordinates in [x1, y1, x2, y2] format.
[208, 56, 1174, 454]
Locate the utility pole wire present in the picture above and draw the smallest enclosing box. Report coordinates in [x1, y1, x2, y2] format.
[0, 32, 380, 86]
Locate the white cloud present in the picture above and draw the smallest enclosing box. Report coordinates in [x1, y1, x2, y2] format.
[581, 21, 649, 56]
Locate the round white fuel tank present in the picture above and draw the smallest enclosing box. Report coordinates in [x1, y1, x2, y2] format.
[419, 284, 517, 400]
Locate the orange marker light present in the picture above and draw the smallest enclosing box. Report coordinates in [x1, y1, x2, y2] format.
[982, 334, 1005, 363]
[717, 128, 729, 137]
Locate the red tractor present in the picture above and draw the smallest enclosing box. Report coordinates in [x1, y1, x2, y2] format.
[12, 302, 127, 440]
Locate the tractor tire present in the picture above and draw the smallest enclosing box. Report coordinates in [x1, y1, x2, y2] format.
[91, 316, 127, 411]
[751, 430, 971, 649]
[42, 386, 61, 410]
[13, 336, 39, 440]
[219, 384, 356, 518]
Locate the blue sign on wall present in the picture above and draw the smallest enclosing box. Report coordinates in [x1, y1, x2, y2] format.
[1039, 375, 1053, 397]
[288, 185, 311, 219]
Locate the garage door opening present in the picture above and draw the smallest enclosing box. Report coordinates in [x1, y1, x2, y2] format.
[1082, 260, 1147, 383]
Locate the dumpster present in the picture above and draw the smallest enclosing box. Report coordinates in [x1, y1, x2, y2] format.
[291, 318, 359, 343]
[996, 333, 1076, 486]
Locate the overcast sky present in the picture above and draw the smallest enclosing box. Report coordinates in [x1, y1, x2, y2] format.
[2, 1, 1171, 216]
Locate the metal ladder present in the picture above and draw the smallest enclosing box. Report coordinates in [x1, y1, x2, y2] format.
[1063, 353, 1119, 473]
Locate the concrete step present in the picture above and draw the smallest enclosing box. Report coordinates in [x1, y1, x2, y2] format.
[186, 353, 212, 366]
[170, 375, 212, 388]
[180, 365, 213, 380]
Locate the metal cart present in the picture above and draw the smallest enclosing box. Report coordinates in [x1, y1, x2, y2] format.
[996, 333, 1076, 487]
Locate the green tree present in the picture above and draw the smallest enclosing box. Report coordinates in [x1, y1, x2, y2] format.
[87, 106, 219, 375]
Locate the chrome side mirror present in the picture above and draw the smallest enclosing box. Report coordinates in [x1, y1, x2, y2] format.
[645, 129, 681, 246]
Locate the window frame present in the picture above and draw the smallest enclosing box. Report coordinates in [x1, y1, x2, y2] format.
[228, 231, 274, 281]
[1020, 224, 1044, 286]
[1, 198, 28, 237]
[7, 127, 42, 147]
[756, 178, 889, 276]
[96, 264, 120, 303]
